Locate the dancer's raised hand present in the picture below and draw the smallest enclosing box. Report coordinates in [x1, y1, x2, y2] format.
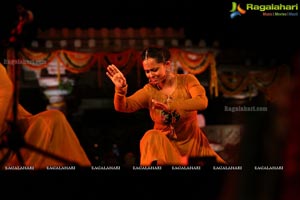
[106, 64, 127, 89]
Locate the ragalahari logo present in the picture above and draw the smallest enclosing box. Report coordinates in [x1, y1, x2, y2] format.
[230, 2, 246, 19]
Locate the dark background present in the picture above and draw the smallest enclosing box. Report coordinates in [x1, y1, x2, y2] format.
[1, 0, 299, 49]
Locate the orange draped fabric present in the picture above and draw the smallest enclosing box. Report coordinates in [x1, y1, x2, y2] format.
[0, 63, 91, 169]
[19, 47, 218, 96]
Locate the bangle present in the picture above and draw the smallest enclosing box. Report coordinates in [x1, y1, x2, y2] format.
[115, 92, 126, 97]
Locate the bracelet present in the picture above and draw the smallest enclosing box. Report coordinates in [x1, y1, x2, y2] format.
[115, 92, 126, 97]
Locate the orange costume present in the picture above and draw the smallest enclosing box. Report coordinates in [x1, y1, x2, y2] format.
[0, 63, 91, 169]
[114, 73, 226, 165]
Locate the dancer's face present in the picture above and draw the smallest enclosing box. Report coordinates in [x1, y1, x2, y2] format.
[142, 58, 167, 86]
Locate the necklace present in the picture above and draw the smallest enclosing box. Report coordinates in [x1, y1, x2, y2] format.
[164, 75, 177, 104]
[166, 95, 173, 104]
